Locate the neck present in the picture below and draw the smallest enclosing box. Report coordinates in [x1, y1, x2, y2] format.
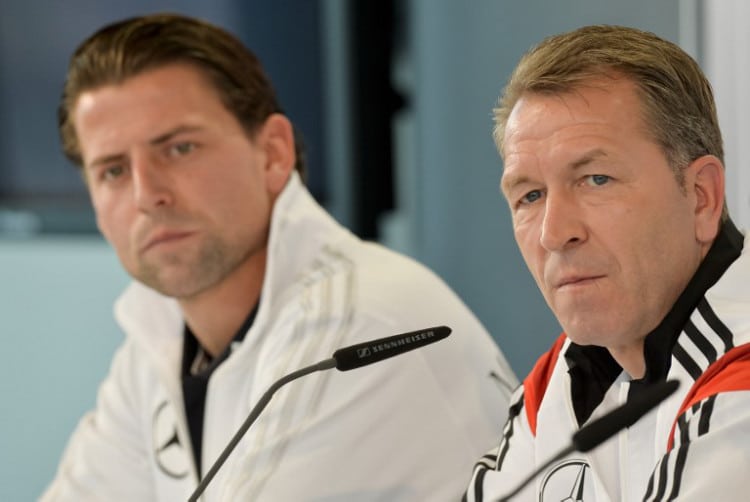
[179, 249, 266, 357]
[608, 340, 646, 379]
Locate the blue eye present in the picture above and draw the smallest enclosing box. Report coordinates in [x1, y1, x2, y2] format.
[521, 190, 543, 204]
[587, 174, 610, 186]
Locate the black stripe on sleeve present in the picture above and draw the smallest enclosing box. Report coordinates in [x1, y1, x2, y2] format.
[697, 298, 735, 352]
[664, 395, 717, 500]
[652, 448, 671, 501]
[672, 342, 702, 380]
[644, 468, 656, 500]
[496, 394, 525, 470]
[698, 394, 717, 436]
[683, 320, 717, 364]
[667, 443, 689, 501]
[472, 466, 487, 502]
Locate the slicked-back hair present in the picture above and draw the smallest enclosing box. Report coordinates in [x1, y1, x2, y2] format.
[59, 13, 306, 178]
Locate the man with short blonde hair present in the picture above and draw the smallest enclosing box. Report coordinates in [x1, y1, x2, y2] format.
[466, 25, 749, 501]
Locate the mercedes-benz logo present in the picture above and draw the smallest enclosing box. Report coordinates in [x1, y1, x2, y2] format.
[152, 400, 189, 479]
[539, 459, 593, 501]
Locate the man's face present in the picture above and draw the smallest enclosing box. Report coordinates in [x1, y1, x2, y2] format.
[73, 63, 284, 299]
[501, 77, 707, 352]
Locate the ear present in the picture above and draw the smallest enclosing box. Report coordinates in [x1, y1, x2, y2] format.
[256, 113, 296, 196]
[688, 154, 725, 244]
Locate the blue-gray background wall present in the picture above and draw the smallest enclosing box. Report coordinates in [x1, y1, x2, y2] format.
[1, 1, 685, 499]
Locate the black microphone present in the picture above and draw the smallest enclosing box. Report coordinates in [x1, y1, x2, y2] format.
[187, 326, 452, 502]
[495, 379, 680, 502]
[333, 325, 452, 370]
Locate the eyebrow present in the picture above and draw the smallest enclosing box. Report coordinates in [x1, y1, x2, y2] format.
[149, 124, 203, 146]
[86, 124, 204, 169]
[569, 148, 607, 170]
[501, 148, 608, 195]
[87, 152, 125, 171]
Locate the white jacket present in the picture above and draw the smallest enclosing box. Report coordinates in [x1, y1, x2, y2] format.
[466, 224, 750, 501]
[42, 172, 517, 501]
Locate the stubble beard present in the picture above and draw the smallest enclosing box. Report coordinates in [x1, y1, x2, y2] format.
[135, 234, 257, 300]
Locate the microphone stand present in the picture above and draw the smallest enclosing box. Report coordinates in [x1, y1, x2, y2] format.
[185, 326, 451, 501]
[187, 358, 336, 502]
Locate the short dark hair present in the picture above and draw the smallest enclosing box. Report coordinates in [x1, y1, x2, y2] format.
[59, 13, 306, 178]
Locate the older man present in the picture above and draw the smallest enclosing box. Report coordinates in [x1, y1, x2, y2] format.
[466, 25, 749, 501]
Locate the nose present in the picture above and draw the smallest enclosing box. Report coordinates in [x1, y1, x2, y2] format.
[131, 153, 173, 211]
[539, 191, 586, 252]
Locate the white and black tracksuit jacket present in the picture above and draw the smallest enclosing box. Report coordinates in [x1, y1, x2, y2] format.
[466, 220, 750, 502]
[42, 172, 517, 501]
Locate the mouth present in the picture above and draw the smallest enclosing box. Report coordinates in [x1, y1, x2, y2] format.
[554, 275, 605, 290]
[140, 230, 194, 254]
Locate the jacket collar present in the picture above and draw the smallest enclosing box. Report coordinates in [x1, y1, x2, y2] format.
[565, 219, 744, 424]
[112, 172, 351, 381]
